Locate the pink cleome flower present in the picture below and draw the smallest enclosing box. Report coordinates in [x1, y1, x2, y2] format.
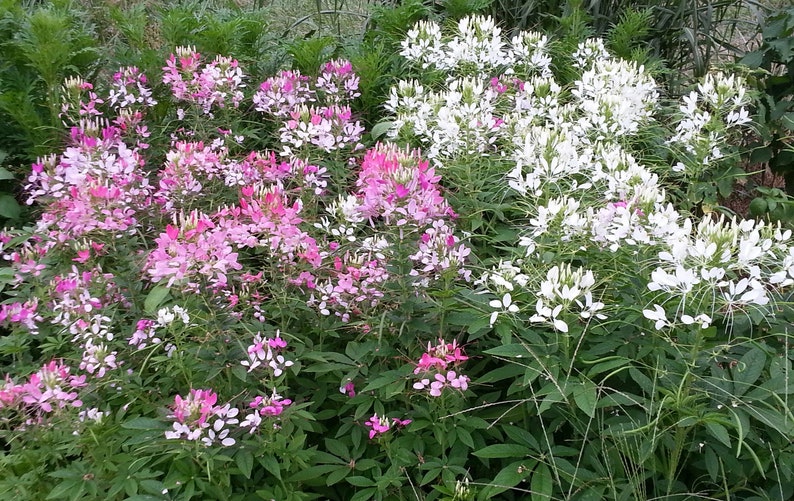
[363, 413, 412, 439]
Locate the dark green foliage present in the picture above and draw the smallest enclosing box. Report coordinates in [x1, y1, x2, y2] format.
[742, 5, 794, 195]
[488, 0, 748, 94]
[0, 0, 102, 161]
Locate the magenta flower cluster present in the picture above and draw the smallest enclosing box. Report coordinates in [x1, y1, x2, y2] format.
[240, 331, 294, 376]
[363, 413, 412, 439]
[26, 127, 153, 243]
[0, 361, 86, 419]
[165, 389, 239, 447]
[413, 339, 470, 397]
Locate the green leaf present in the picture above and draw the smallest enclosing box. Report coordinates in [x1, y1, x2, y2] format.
[740, 50, 764, 68]
[325, 467, 350, 486]
[704, 446, 719, 481]
[473, 443, 533, 459]
[502, 425, 540, 451]
[140, 479, 166, 495]
[456, 426, 474, 449]
[0, 194, 21, 220]
[749, 197, 768, 216]
[258, 454, 282, 480]
[144, 285, 170, 315]
[705, 421, 731, 448]
[121, 417, 169, 430]
[346, 475, 375, 487]
[0, 167, 14, 180]
[46, 480, 81, 500]
[325, 438, 349, 459]
[744, 404, 794, 436]
[482, 460, 534, 497]
[370, 120, 394, 140]
[629, 368, 655, 395]
[530, 463, 553, 501]
[732, 348, 766, 397]
[360, 371, 403, 392]
[484, 343, 531, 358]
[349, 487, 377, 501]
[235, 449, 253, 479]
[231, 364, 248, 383]
[585, 357, 631, 378]
[289, 464, 341, 482]
[573, 380, 598, 419]
[478, 364, 524, 383]
[781, 112, 794, 131]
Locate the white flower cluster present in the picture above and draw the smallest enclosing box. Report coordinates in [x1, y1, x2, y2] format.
[669, 72, 751, 176]
[390, 17, 657, 166]
[643, 217, 794, 331]
[529, 265, 605, 332]
[390, 16, 559, 164]
[386, 77, 504, 162]
[391, 15, 794, 337]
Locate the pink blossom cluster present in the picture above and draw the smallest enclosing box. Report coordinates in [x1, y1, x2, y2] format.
[279, 104, 365, 153]
[79, 340, 118, 378]
[155, 140, 225, 209]
[149, 171, 325, 295]
[240, 389, 292, 432]
[255, 60, 364, 155]
[25, 124, 153, 242]
[413, 339, 470, 397]
[363, 413, 412, 439]
[409, 220, 473, 282]
[128, 305, 190, 352]
[145, 211, 242, 290]
[108, 66, 158, 110]
[59, 70, 154, 148]
[48, 267, 119, 341]
[0, 376, 20, 409]
[224, 150, 295, 187]
[162, 46, 246, 115]
[59, 77, 104, 127]
[1, 233, 51, 283]
[240, 331, 294, 376]
[297, 143, 469, 319]
[48, 267, 123, 378]
[339, 381, 356, 397]
[164, 389, 239, 446]
[316, 59, 361, 103]
[355, 143, 456, 227]
[0, 361, 86, 417]
[350, 144, 470, 287]
[253, 70, 314, 117]
[128, 319, 159, 350]
[0, 299, 42, 334]
[221, 184, 322, 266]
[306, 249, 390, 322]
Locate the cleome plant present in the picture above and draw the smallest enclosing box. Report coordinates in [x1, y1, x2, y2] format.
[0, 12, 792, 501]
